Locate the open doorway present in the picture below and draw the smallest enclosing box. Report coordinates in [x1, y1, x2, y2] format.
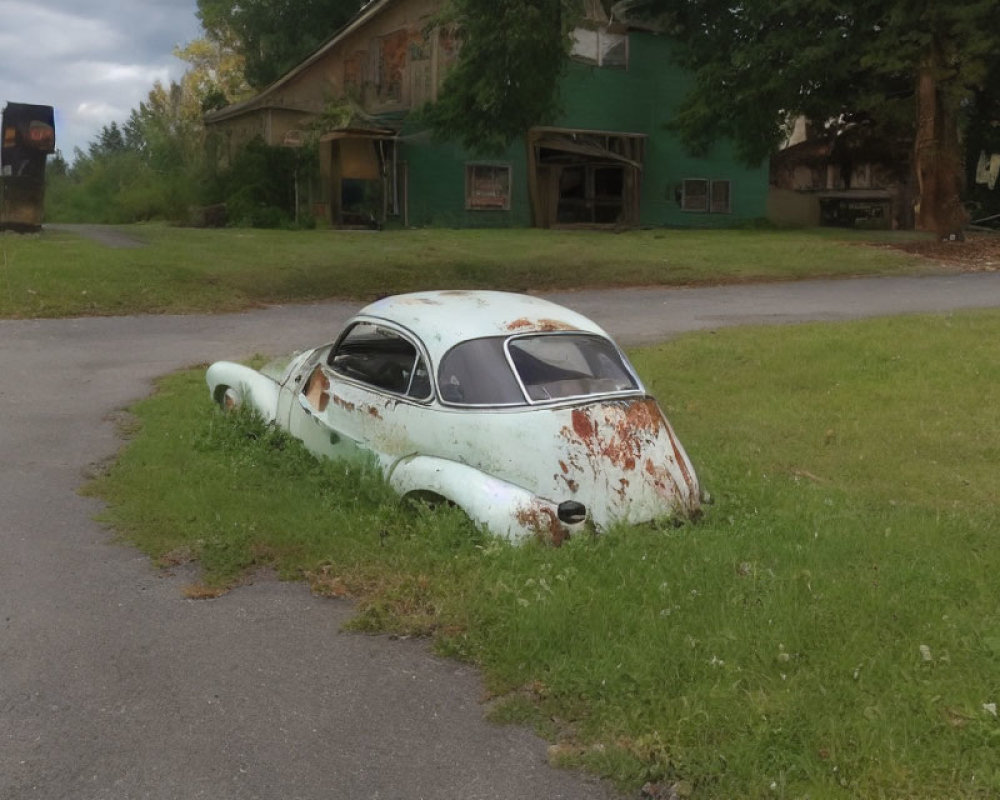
[322, 130, 400, 228]
[528, 127, 645, 228]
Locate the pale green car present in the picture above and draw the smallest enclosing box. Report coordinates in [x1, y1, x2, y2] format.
[207, 290, 701, 543]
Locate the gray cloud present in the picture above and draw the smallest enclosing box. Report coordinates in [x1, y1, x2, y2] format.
[0, 0, 202, 159]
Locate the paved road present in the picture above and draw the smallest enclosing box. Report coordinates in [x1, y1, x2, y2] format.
[2, 272, 999, 800]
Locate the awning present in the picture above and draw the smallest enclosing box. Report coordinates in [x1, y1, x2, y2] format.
[533, 133, 644, 170]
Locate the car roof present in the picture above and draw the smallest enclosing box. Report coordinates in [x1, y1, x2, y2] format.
[357, 291, 610, 361]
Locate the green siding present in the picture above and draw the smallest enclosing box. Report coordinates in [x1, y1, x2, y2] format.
[400, 135, 532, 228]
[400, 32, 768, 228]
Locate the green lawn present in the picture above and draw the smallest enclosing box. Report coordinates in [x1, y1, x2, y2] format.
[0, 224, 937, 318]
[86, 309, 1000, 799]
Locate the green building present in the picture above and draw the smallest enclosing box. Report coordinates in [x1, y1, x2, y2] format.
[205, 0, 768, 229]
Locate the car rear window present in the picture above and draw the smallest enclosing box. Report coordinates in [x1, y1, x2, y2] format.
[507, 334, 638, 401]
[437, 334, 638, 406]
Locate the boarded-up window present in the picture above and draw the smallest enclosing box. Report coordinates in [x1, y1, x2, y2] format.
[682, 179, 732, 213]
[378, 30, 409, 102]
[571, 28, 628, 68]
[466, 164, 511, 210]
[711, 180, 731, 213]
[681, 179, 708, 212]
[409, 33, 433, 105]
[344, 51, 367, 94]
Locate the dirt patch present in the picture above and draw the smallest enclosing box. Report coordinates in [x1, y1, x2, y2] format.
[875, 232, 1000, 272]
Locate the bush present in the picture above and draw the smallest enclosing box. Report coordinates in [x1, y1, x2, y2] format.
[211, 137, 314, 228]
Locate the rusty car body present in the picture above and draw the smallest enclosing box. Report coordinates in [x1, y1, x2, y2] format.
[206, 290, 701, 543]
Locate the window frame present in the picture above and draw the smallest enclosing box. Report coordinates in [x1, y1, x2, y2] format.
[465, 163, 512, 211]
[328, 320, 434, 402]
[436, 333, 644, 409]
[504, 332, 642, 406]
[681, 178, 732, 214]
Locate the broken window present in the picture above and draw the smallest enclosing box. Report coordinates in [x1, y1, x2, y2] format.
[330, 323, 431, 399]
[570, 28, 628, 68]
[682, 179, 732, 213]
[466, 164, 511, 211]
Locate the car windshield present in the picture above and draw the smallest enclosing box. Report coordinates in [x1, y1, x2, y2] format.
[437, 334, 638, 406]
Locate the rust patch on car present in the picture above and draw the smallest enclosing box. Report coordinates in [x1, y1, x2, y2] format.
[665, 426, 697, 497]
[331, 393, 356, 413]
[555, 473, 580, 493]
[571, 408, 598, 440]
[304, 366, 330, 412]
[537, 318, 576, 332]
[516, 504, 569, 547]
[505, 317, 578, 332]
[365, 405, 382, 419]
[644, 457, 674, 495]
[558, 460, 569, 474]
[565, 401, 665, 473]
[623, 397, 666, 433]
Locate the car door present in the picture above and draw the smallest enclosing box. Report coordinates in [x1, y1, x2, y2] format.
[290, 321, 433, 467]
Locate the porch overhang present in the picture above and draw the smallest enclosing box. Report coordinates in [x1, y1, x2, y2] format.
[319, 126, 399, 142]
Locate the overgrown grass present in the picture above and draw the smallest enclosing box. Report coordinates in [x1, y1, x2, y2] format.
[1, 224, 935, 318]
[86, 310, 1000, 798]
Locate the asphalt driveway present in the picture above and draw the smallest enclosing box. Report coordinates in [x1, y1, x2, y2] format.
[2, 272, 999, 799]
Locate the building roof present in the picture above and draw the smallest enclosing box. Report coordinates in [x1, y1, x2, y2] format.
[204, 0, 398, 125]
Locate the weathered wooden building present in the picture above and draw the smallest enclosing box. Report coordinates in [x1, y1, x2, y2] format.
[204, 0, 768, 229]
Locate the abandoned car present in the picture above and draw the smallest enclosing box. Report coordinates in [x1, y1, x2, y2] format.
[206, 290, 701, 542]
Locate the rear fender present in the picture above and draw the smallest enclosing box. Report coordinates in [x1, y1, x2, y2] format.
[387, 455, 577, 545]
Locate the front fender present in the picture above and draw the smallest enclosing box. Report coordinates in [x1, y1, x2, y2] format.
[387, 455, 578, 545]
[206, 361, 280, 422]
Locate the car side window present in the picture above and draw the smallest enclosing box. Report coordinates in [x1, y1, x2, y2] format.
[329, 322, 431, 399]
[438, 337, 526, 405]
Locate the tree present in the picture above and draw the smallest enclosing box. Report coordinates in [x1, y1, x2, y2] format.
[174, 37, 252, 112]
[644, 0, 999, 234]
[197, 0, 364, 89]
[422, 0, 579, 155]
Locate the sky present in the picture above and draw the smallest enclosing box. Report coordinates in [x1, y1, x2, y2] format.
[0, 0, 203, 160]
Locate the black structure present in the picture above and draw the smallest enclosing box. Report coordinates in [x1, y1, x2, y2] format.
[1, 102, 56, 231]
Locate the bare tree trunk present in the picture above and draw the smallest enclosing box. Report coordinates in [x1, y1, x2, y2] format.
[914, 44, 968, 236]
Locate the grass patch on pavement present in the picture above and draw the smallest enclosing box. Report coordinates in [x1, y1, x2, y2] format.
[86, 310, 1000, 798]
[1, 224, 934, 318]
